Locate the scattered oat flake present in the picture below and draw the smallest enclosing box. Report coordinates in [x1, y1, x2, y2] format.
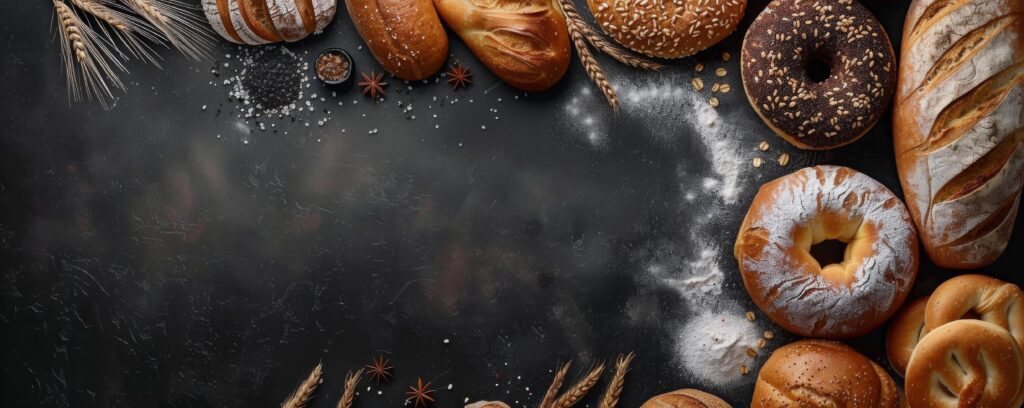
[764, 331, 775, 339]
[740, 365, 749, 375]
[759, 141, 769, 151]
[746, 347, 758, 358]
[695, 63, 704, 72]
[752, 157, 763, 168]
[692, 78, 704, 91]
[715, 67, 727, 77]
[720, 84, 731, 93]
[723, 52, 732, 61]
[709, 97, 719, 107]
[745, 311, 756, 321]
[757, 338, 767, 349]
[711, 83, 720, 93]
[778, 153, 790, 166]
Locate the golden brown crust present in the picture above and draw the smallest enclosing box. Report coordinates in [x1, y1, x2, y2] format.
[238, 0, 283, 42]
[886, 296, 929, 377]
[434, 0, 570, 92]
[294, 0, 318, 33]
[752, 339, 901, 408]
[894, 0, 1024, 269]
[639, 389, 732, 408]
[345, 0, 448, 80]
[586, 0, 745, 58]
[925, 274, 1024, 351]
[905, 320, 1024, 408]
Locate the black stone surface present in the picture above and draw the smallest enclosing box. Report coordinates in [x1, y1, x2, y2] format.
[1, 0, 1021, 407]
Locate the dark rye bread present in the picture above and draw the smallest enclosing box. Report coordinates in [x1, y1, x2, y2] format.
[740, 0, 896, 150]
[894, 0, 1024, 269]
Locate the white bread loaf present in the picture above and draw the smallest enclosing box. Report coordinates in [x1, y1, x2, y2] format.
[894, 0, 1024, 268]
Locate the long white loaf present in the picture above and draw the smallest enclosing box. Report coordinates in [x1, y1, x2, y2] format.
[894, 0, 1024, 269]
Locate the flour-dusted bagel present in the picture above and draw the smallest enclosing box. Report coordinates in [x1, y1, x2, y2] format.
[741, 0, 897, 150]
[906, 319, 1024, 408]
[885, 296, 928, 377]
[639, 389, 731, 408]
[894, 0, 1024, 268]
[204, 0, 337, 44]
[586, 0, 746, 58]
[734, 166, 919, 338]
[925, 274, 1024, 351]
[346, 0, 448, 80]
[753, 339, 903, 408]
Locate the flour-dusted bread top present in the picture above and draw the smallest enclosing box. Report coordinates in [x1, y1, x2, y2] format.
[226, 0, 272, 44]
[894, 0, 1024, 268]
[204, 0, 244, 43]
[266, 0, 308, 41]
[205, 0, 337, 44]
[310, 0, 336, 32]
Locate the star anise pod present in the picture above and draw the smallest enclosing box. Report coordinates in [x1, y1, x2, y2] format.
[405, 378, 435, 407]
[446, 63, 472, 90]
[358, 70, 387, 99]
[365, 355, 394, 384]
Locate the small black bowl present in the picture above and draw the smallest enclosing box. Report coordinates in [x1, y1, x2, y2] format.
[314, 48, 355, 88]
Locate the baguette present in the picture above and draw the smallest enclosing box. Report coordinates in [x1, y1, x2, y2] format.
[344, 0, 448, 80]
[433, 0, 570, 92]
[894, 0, 1024, 268]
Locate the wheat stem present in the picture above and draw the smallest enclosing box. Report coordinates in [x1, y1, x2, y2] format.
[539, 362, 572, 408]
[121, 0, 211, 60]
[553, 363, 605, 408]
[54, 0, 125, 109]
[558, 0, 662, 71]
[282, 362, 323, 408]
[598, 353, 633, 408]
[336, 368, 363, 408]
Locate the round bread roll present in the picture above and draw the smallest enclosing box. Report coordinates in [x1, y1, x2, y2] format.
[586, 0, 746, 58]
[465, 401, 510, 408]
[886, 296, 928, 377]
[753, 339, 903, 407]
[906, 320, 1024, 408]
[925, 274, 1024, 351]
[734, 166, 919, 338]
[639, 389, 731, 408]
[741, 0, 896, 150]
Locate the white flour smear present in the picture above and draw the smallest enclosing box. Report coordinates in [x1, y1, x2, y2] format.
[677, 310, 762, 385]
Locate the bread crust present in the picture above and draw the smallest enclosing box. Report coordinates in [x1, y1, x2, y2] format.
[734, 166, 919, 338]
[345, 0, 448, 80]
[226, 0, 272, 44]
[894, 0, 1024, 268]
[639, 389, 732, 408]
[434, 0, 570, 92]
[885, 296, 929, 377]
[266, 0, 308, 41]
[924, 274, 1024, 352]
[752, 339, 902, 408]
[204, 0, 244, 43]
[586, 0, 745, 58]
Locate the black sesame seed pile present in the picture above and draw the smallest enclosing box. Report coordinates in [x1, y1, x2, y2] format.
[740, 0, 897, 149]
[590, 0, 745, 58]
[241, 50, 303, 112]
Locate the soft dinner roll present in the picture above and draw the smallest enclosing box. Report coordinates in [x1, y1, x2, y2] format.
[586, 0, 746, 58]
[639, 389, 731, 408]
[906, 320, 1024, 408]
[752, 339, 902, 408]
[925, 274, 1024, 351]
[734, 166, 919, 338]
[885, 296, 928, 377]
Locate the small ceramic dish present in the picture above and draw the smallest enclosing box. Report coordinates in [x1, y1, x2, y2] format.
[315, 48, 354, 87]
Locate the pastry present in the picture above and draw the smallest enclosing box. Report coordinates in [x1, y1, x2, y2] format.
[346, 0, 448, 80]
[905, 320, 1024, 408]
[734, 166, 919, 338]
[752, 339, 902, 407]
[204, 0, 337, 44]
[924, 274, 1024, 351]
[893, 0, 1024, 268]
[639, 389, 731, 408]
[586, 0, 746, 58]
[434, 0, 570, 92]
[741, 0, 896, 150]
[885, 296, 928, 377]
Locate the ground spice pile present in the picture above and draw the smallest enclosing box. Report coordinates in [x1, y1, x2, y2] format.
[316, 52, 349, 82]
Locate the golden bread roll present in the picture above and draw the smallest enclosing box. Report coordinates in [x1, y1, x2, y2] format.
[752, 339, 903, 408]
[734, 166, 919, 338]
[586, 0, 746, 58]
[886, 296, 929, 377]
[906, 320, 1024, 408]
[925, 274, 1024, 351]
[894, 0, 1024, 268]
[345, 0, 448, 80]
[434, 0, 570, 92]
[465, 401, 510, 408]
[639, 389, 731, 408]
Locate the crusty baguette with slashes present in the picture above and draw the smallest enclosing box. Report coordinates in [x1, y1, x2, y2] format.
[894, 0, 1024, 268]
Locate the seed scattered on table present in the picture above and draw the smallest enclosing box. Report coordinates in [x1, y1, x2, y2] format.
[709, 97, 719, 107]
[778, 153, 790, 166]
[764, 331, 774, 339]
[720, 84, 731, 93]
[711, 83, 720, 93]
[715, 67, 727, 77]
[752, 157, 763, 168]
[722, 52, 731, 61]
[759, 141, 769, 151]
[695, 63, 704, 72]
[746, 347, 758, 358]
[692, 78, 704, 91]
[740, 365, 749, 375]
[757, 338, 767, 349]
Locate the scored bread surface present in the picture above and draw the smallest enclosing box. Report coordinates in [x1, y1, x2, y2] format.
[226, 0, 271, 44]
[310, 0, 336, 32]
[204, 0, 244, 43]
[266, 0, 309, 41]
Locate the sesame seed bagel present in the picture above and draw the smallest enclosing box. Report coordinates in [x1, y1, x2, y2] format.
[740, 0, 896, 150]
[586, 0, 746, 58]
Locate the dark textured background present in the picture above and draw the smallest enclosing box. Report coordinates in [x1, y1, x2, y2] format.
[2, 0, 1022, 407]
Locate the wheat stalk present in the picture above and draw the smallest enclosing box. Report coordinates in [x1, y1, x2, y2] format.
[336, 368, 363, 408]
[598, 353, 633, 408]
[70, 0, 163, 65]
[556, 0, 617, 110]
[558, 0, 662, 71]
[553, 363, 605, 408]
[54, 0, 126, 109]
[282, 362, 323, 408]
[121, 0, 212, 60]
[539, 362, 572, 408]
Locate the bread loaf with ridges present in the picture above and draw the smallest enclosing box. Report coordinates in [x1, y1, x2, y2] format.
[266, 0, 308, 41]
[204, 0, 243, 43]
[345, 0, 448, 80]
[894, 0, 1024, 268]
[225, 0, 272, 44]
[433, 0, 570, 92]
[310, 0, 336, 32]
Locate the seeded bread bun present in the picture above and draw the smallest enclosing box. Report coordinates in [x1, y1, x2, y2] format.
[639, 389, 731, 408]
[586, 0, 746, 58]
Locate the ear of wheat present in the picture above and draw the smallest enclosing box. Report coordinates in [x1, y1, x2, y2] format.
[539, 362, 572, 408]
[282, 362, 323, 408]
[553, 363, 605, 408]
[559, 6, 618, 111]
[54, 0, 126, 109]
[70, 0, 163, 65]
[597, 353, 633, 408]
[336, 368, 363, 408]
[557, 0, 661, 71]
[121, 0, 212, 60]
